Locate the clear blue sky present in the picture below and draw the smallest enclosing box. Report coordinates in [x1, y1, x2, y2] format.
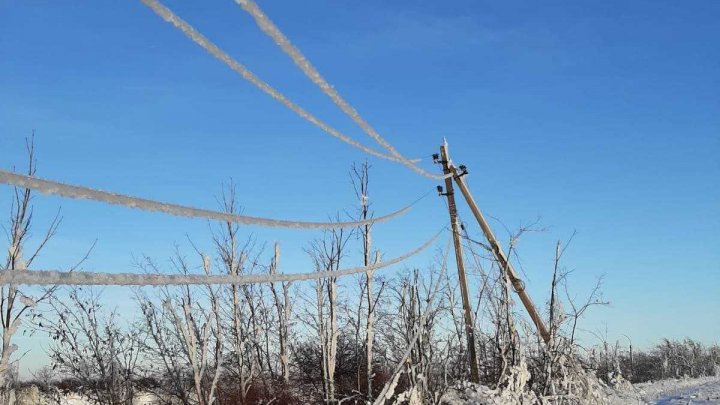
[1, 0, 718, 374]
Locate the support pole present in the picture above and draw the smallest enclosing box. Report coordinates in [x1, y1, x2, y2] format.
[447, 150, 551, 344]
[438, 143, 481, 383]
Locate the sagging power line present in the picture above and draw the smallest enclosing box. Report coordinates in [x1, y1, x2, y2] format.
[0, 170, 420, 229]
[139, 0, 408, 166]
[234, 0, 444, 180]
[0, 229, 443, 286]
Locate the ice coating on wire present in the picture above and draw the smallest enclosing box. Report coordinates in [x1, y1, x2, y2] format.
[234, 0, 444, 180]
[0, 170, 412, 229]
[139, 0, 409, 165]
[0, 229, 443, 286]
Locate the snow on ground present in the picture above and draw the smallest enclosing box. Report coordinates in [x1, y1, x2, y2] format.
[13, 376, 720, 404]
[637, 376, 720, 404]
[442, 376, 720, 404]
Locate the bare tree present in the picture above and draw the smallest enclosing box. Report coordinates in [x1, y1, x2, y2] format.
[137, 251, 224, 405]
[0, 137, 62, 404]
[350, 161, 385, 404]
[375, 249, 450, 405]
[42, 287, 143, 405]
[268, 242, 293, 385]
[212, 185, 259, 403]
[307, 223, 350, 404]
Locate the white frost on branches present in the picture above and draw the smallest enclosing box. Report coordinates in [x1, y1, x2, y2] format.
[373, 238, 451, 405]
[18, 295, 37, 308]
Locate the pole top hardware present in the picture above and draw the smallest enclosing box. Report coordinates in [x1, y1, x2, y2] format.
[432, 153, 447, 165]
[455, 165, 469, 177]
[436, 185, 452, 196]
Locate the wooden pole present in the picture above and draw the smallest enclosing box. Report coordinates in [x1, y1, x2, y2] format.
[447, 153, 551, 344]
[439, 143, 481, 383]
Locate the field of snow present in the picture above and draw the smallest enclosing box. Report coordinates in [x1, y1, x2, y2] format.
[639, 377, 720, 404]
[442, 376, 720, 404]
[601, 376, 720, 404]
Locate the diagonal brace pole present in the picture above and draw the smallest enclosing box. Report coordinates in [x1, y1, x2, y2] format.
[446, 145, 551, 344]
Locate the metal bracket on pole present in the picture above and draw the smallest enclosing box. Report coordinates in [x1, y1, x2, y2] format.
[436, 185, 452, 196]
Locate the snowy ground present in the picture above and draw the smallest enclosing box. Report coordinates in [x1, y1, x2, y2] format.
[13, 376, 720, 404]
[442, 376, 720, 404]
[637, 377, 720, 404]
[598, 376, 720, 404]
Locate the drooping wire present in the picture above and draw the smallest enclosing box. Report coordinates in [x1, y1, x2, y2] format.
[0, 170, 424, 229]
[139, 0, 412, 165]
[233, 0, 445, 180]
[0, 228, 444, 286]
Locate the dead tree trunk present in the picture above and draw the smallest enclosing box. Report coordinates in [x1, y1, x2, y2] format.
[351, 160, 382, 403]
[308, 225, 348, 404]
[269, 242, 292, 384]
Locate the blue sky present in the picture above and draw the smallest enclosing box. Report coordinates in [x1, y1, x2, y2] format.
[1, 0, 719, 374]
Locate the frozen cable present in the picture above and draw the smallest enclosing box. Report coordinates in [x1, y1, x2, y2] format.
[139, 0, 409, 165]
[0, 229, 443, 286]
[234, 0, 444, 180]
[0, 170, 415, 229]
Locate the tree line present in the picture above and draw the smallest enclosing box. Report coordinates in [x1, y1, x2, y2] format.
[2, 140, 718, 405]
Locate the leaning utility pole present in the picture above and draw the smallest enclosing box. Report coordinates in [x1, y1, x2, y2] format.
[437, 143, 480, 383]
[443, 142, 551, 344]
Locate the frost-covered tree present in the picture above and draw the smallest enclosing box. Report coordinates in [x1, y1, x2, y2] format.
[267, 242, 293, 386]
[0, 137, 62, 404]
[306, 223, 350, 404]
[41, 287, 143, 405]
[137, 252, 223, 405]
[212, 185, 258, 403]
[350, 161, 385, 404]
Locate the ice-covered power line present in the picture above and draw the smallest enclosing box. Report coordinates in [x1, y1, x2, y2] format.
[139, 0, 409, 165]
[0, 229, 443, 286]
[234, 0, 444, 180]
[0, 170, 417, 229]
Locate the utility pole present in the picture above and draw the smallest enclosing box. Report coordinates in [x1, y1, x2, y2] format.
[436, 142, 480, 383]
[445, 148, 551, 344]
